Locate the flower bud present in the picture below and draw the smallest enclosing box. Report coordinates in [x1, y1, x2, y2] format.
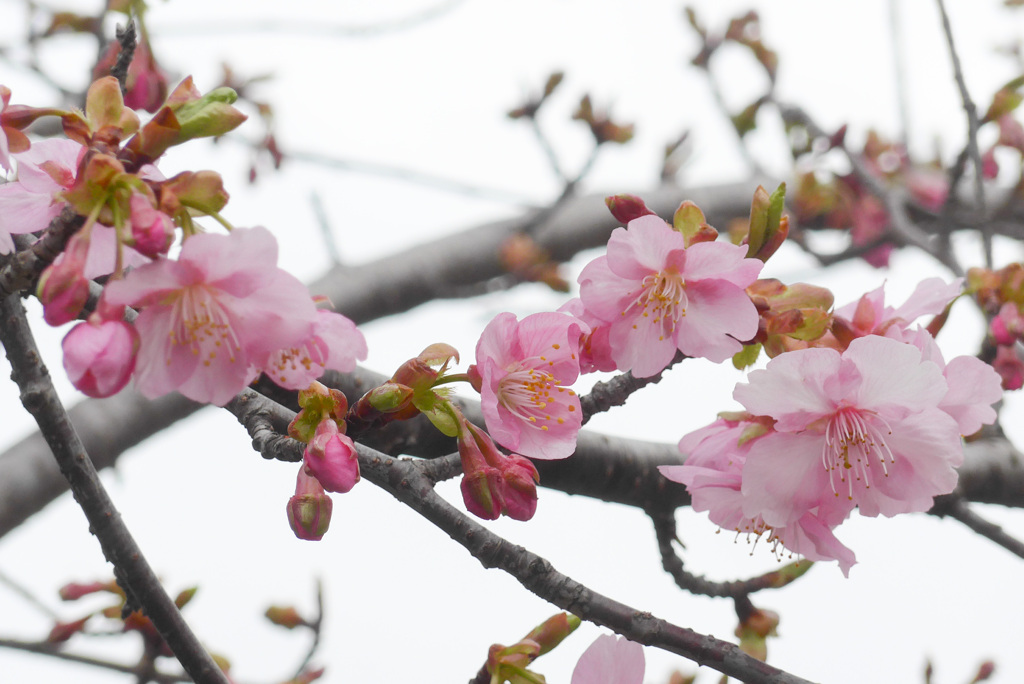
[523, 612, 581, 656]
[126, 192, 174, 257]
[458, 422, 539, 521]
[287, 468, 333, 541]
[303, 419, 360, 494]
[62, 315, 139, 398]
[605, 194, 655, 225]
[265, 605, 309, 630]
[37, 232, 91, 326]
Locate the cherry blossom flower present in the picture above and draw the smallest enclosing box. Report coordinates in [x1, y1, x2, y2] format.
[900, 327, 1003, 436]
[660, 416, 857, 575]
[834, 277, 963, 339]
[734, 335, 964, 522]
[471, 311, 585, 460]
[262, 309, 368, 391]
[103, 226, 318, 405]
[835, 279, 1002, 436]
[571, 634, 644, 684]
[578, 214, 762, 376]
[0, 139, 82, 253]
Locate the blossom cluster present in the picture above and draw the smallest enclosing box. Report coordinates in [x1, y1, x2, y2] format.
[660, 279, 1002, 575]
[3, 73, 1009, 576]
[0, 79, 367, 408]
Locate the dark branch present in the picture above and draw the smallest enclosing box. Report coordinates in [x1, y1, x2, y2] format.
[0, 295, 228, 684]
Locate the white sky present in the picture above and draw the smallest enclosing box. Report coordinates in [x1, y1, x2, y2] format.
[2, 1, 1024, 683]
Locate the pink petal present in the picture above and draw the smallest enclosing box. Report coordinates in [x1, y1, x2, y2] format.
[571, 634, 645, 684]
[843, 336, 947, 417]
[675, 279, 759, 362]
[889, 277, 963, 323]
[680, 239, 762, 285]
[735, 348, 840, 431]
[606, 215, 683, 278]
[939, 355, 1002, 435]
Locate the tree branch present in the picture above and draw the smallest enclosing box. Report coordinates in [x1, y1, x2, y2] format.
[0, 295, 228, 684]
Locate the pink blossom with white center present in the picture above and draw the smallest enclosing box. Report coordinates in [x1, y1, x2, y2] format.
[735, 335, 964, 522]
[578, 214, 762, 376]
[262, 309, 368, 390]
[473, 311, 585, 460]
[571, 634, 644, 684]
[0, 139, 82, 253]
[103, 226, 318, 406]
[660, 416, 857, 575]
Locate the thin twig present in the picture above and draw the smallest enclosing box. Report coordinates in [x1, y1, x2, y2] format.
[292, 580, 324, 677]
[0, 638, 190, 683]
[309, 191, 343, 267]
[155, 0, 466, 38]
[0, 295, 229, 684]
[579, 352, 686, 424]
[889, 0, 911, 147]
[284, 148, 538, 207]
[935, 0, 990, 266]
[110, 19, 137, 92]
[649, 509, 812, 599]
[939, 498, 1024, 559]
[0, 568, 61, 620]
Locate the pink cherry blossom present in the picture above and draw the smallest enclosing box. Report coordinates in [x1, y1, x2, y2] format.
[262, 309, 368, 390]
[103, 226, 318, 405]
[473, 311, 585, 460]
[734, 335, 964, 522]
[900, 327, 1003, 436]
[660, 416, 857, 575]
[303, 419, 360, 494]
[0, 139, 82, 253]
[834, 277, 963, 338]
[578, 214, 762, 376]
[62, 316, 140, 398]
[834, 280, 1002, 436]
[571, 634, 644, 684]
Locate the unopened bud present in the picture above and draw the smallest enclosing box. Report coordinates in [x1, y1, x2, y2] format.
[287, 469, 333, 541]
[265, 605, 309, 629]
[605, 194, 655, 225]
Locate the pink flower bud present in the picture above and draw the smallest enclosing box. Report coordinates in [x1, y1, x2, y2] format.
[38, 232, 91, 326]
[59, 581, 113, 601]
[605, 193, 655, 225]
[994, 345, 1024, 391]
[458, 422, 539, 521]
[287, 468, 333, 541]
[62, 314, 139, 398]
[303, 419, 360, 494]
[127, 192, 174, 257]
